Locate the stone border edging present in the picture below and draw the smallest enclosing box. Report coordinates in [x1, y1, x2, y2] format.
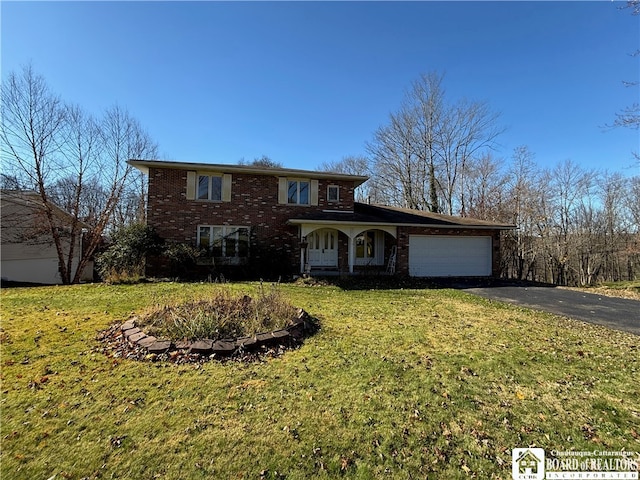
[119, 308, 317, 357]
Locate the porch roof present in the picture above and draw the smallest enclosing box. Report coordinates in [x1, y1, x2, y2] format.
[288, 202, 515, 230]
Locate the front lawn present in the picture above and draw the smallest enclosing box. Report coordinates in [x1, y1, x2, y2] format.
[1, 282, 638, 479]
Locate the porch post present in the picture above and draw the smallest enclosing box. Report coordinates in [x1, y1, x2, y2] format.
[299, 235, 309, 274]
[348, 235, 354, 274]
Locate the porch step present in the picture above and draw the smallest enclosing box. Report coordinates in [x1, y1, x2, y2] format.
[307, 269, 341, 277]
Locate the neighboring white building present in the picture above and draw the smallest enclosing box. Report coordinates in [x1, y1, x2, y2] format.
[1, 190, 93, 284]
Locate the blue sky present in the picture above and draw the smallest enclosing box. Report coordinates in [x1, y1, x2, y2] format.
[2, 1, 639, 175]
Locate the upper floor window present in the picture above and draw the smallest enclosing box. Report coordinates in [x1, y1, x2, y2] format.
[278, 177, 319, 206]
[187, 171, 231, 202]
[288, 180, 309, 205]
[327, 185, 339, 203]
[198, 175, 222, 201]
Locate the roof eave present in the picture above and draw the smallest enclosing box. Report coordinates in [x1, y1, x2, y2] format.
[287, 218, 514, 230]
[128, 159, 369, 186]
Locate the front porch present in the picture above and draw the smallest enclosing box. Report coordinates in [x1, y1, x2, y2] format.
[293, 223, 398, 276]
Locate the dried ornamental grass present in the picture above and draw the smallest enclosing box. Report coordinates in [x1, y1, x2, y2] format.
[136, 284, 297, 341]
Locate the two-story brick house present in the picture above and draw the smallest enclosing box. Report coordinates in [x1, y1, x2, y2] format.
[129, 159, 514, 279]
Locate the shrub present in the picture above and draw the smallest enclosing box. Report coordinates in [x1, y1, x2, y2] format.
[162, 242, 202, 278]
[136, 284, 297, 340]
[97, 224, 164, 282]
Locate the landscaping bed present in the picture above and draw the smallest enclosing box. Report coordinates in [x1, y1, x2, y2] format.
[96, 308, 318, 364]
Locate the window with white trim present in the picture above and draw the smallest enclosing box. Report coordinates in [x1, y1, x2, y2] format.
[278, 177, 318, 205]
[288, 180, 310, 205]
[198, 226, 249, 258]
[355, 230, 383, 265]
[356, 231, 375, 260]
[197, 174, 222, 201]
[327, 185, 339, 203]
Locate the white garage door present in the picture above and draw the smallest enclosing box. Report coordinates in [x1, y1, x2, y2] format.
[409, 235, 492, 277]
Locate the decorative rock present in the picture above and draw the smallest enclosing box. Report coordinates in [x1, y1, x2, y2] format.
[272, 329, 290, 340]
[236, 336, 257, 349]
[121, 320, 136, 332]
[123, 327, 141, 338]
[212, 340, 235, 355]
[286, 323, 304, 339]
[128, 332, 147, 343]
[255, 332, 276, 346]
[147, 340, 171, 354]
[175, 340, 191, 350]
[137, 336, 157, 348]
[190, 339, 213, 354]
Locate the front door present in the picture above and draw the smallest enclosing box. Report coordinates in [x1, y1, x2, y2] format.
[308, 229, 338, 267]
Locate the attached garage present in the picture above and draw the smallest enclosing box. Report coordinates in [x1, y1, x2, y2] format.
[409, 235, 492, 277]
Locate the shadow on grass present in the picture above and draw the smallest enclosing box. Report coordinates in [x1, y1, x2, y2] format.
[296, 275, 559, 291]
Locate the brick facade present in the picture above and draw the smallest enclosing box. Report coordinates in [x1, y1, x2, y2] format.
[135, 160, 510, 279]
[145, 166, 358, 278]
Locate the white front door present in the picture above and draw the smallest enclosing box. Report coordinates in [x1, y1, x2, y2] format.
[308, 229, 338, 267]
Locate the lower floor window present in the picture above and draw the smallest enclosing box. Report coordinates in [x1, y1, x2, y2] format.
[356, 231, 376, 259]
[355, 230, 384, 265]
[198, 225, 249, 257]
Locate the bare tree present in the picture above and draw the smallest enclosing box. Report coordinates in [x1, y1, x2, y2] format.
[626, 175, 640, 228]
[1, 65, 74, 281]
[499, 146, 543, 280]
[409, 72, 447, 212]
[318, 155, 371, 203]
[367, 72, 503, 215]
[439, 98, 503, 215]
[368, 107, 422, 208]
[461, 153, 507, 221]
[1, 65, 158, 284]
[608, 1, 640, 160]
[544, 159, 596, 285]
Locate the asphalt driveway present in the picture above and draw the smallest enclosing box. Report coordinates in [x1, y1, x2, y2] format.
[461, 284, 640, 336]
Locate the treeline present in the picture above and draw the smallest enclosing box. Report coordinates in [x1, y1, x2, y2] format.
[321, 73, 639, 286]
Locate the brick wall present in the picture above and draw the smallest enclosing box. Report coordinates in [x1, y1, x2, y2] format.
[146, 167, 358, 277]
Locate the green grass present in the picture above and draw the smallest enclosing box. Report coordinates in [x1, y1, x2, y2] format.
[1, 282, 639, 479]
[593, 280, 640, 296]
[569, 280, 640, 300]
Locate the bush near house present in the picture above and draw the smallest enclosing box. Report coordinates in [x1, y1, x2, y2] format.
[97, 224, 164, 282]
